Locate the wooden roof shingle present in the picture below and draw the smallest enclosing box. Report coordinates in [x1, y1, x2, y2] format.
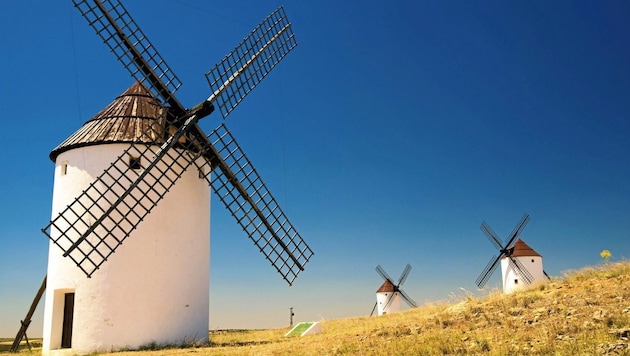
[508, 238, 541, 257]
[376, 279, 395, 293]
[50, 81, 167, 162]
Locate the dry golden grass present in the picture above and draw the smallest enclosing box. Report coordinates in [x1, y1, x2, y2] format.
[6, 261, 630, 355]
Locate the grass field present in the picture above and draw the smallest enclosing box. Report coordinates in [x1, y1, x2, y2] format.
[0, 338, 42, 354]
[4, 261, 629, 355]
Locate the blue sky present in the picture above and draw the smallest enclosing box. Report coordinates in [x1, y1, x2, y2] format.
[1, 1, 629, 337]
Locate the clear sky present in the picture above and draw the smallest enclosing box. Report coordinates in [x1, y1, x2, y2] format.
[1, 0, 629, 338]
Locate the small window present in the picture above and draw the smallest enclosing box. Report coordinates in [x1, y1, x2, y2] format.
[514, 279, 519, 285]
[61, 162, 68, 176]
[531, 259, 535, 263]
[129, 157, 141, 170]
[198, 167, 205, 179]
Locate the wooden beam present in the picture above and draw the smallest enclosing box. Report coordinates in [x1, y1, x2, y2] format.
[9, 275, 46, 353]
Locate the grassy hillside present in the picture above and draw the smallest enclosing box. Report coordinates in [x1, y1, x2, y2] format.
[6, 261, 630, 355]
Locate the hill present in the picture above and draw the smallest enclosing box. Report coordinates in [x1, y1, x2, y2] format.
[6, 261, 630, 355]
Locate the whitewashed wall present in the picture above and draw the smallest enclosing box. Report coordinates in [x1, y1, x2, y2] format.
[376, 291, 402, 316]
[501, 256, 545, 294]
[42, 144, 210, 355]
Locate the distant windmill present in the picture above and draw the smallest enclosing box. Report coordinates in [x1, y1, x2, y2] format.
[476, 214, 548, 294]
[371, 264, 417, 316]
[35, 1, 313, 354]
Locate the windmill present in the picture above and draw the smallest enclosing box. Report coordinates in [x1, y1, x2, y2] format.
[370, 264, 417, 316]
[476, 213, 547, 294]
[37, 1, 313, 354]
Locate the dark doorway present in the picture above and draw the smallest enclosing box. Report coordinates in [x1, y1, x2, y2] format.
[61, 293, 75, 348]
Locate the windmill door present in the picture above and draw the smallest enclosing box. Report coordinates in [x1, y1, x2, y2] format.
[61, 293, 74, 348]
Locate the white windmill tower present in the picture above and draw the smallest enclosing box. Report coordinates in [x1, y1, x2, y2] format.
[42, 82, 212, 353]
[37, 1, 313, 354]
[476, 214, 549, 294]
[500, 238, 546, 294]
[371, 264, 417, 316]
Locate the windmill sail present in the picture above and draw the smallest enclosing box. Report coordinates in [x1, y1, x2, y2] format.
[72, 0, 185, 113]
[399, 288, 417, 308]
[475, 214, 534, 289]
[505, 214, 530, 249]
[205, 6, 297, 118]
[372, 264, 417, 316]
[202, 124, 313, 284]
[43, 1, 312, 283]
[375, 265, 394, 284]
[480, 222, 502, 251]
[397, 263, 412, 286]
[475, 254, 500, 288]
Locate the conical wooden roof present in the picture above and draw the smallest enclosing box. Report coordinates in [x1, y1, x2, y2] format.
[50, 82, 168, 162]
[507, 238, 541, 257]
[376, 279, 395, 293]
